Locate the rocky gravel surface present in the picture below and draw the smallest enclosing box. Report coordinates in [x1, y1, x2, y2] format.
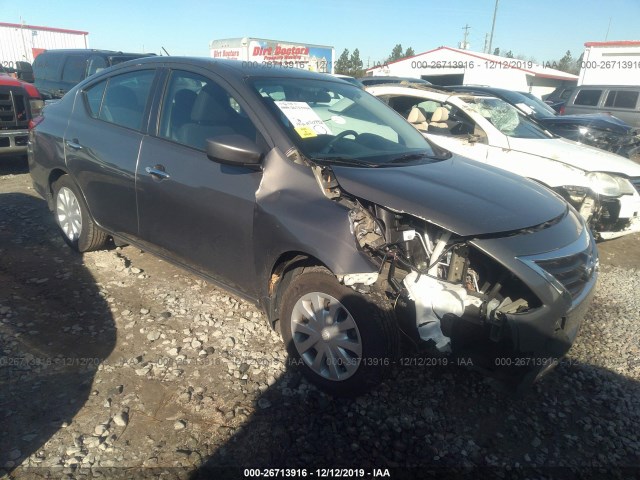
[1, 157, 639, 479]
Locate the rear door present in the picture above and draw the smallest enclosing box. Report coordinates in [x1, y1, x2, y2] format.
[64, 67, 158, 237]
[601, 88, 640, 128]
[136, 68, 265, 292]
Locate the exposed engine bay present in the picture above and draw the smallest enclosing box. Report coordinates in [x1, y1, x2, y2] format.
[344, 199, 539, 353]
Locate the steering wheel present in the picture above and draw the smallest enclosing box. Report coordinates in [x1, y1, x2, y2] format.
[320, 130, 359, 154]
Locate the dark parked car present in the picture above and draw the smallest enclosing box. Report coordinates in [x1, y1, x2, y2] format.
[542, 86, 575, 112]
[29, 57, 597, 395]
[32, 49, 155, 100]
[447, 85, 640, 160]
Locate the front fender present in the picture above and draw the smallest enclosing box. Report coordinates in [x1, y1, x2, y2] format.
[253, 149, 377, 299]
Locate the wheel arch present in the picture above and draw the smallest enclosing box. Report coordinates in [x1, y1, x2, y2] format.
[49, 170, 102, 229]
[263, 251, 331, 330]
[46, 168, 69, 210]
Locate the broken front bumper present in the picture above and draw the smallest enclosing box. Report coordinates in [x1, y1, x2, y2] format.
[599, 192, 640, 240]
[466, 212, 598, 383]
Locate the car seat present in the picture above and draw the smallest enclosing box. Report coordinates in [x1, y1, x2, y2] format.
[407, 107, 428, 131]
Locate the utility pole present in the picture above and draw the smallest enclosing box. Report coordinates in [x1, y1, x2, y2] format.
[461, 24, 471, 50]
[487, 0, 499, 54]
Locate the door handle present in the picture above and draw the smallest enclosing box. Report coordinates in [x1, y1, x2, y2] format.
[145, 165, 170, 180]
[65, 139, 83, 150]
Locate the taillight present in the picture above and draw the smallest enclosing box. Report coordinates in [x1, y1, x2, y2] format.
[29, 116, 44, 130]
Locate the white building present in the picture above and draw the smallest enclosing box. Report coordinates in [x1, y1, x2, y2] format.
[578, 40, 640, 86]
[366, 46, 577, 98]
[0, 22, 88, 66]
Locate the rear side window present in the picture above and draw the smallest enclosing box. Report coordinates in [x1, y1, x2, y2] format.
[84, 80, 107, 118]
[99, 70, 155, 131]
[33, 53, 60, 81]
[604, 90, 639, 109]
[573, 89, 602, 106]
[62, 56, 88, 84]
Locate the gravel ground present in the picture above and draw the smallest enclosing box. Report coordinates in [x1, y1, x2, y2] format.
[1, 157, 639, 479]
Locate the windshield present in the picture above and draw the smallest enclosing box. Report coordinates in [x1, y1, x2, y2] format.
[251, 77, 442, 166]
[462, 97, 552, 139]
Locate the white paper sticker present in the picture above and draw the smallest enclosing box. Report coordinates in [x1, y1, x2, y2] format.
[515, 103, 535, 115]
[275, 101, 333, 138]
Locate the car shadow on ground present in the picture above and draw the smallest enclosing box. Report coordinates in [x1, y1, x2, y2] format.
[0, 155, 30, 175]
[190, 326, 640, 479]
[0, 193, 116, 473]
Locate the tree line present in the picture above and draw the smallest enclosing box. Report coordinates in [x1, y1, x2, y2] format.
[334, 44, 415, 77]
[335, 43, 583, 77]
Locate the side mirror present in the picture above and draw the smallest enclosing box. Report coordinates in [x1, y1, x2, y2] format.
[206, 135, 262, 168]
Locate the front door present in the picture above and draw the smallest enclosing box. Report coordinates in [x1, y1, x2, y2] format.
[136, 69, 264, 292]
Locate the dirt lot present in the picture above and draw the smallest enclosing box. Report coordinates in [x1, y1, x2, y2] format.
[1, 156, 639, 479]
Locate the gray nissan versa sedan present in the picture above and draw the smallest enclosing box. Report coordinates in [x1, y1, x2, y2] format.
[28, 57, 598, 395]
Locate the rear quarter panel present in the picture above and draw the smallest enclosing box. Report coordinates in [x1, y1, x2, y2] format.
[28, 96, 74, 207]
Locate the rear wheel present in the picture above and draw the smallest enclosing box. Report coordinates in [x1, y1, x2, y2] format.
[280, 270, 399, 396]
[53, 176, 108, 252]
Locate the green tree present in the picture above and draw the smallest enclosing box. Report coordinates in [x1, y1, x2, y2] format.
[349, 49, 364, 77]
[388, 44, 404, 62]
[405, 47, 415, 58]
[493, 47, 501, 56]
[335, 48, 351, 75]
[575, 52, 584, 73]
[557, 50, 576, 74]
[505, 50, 514, 58]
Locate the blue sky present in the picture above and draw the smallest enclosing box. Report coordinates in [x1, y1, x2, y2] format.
[2, 0, 639, 65]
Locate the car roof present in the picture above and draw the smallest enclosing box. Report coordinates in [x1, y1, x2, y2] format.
[40, 49, 154, 56]
[109, 56, 352, 83]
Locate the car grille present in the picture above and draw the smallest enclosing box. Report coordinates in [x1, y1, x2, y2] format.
[0, 86, 28, 129]
[630, 177, 640, 195]
[535, 248, 596, 301]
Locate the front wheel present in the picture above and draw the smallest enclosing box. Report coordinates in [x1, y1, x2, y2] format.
[52, 175, 109, 252]
[280, 271, 399, 396]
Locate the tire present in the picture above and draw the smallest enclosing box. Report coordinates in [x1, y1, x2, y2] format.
[52, 175, 109, 252]
[280, 270, 399, 397]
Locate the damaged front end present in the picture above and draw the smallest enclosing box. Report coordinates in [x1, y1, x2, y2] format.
[578, 125, 640, 160]
[342, 196, 598, 386]
[556, 173, 640, 240]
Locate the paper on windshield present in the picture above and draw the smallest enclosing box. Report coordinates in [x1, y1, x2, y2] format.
[275, 101, 333, 138]
[515, 103, 535, 115]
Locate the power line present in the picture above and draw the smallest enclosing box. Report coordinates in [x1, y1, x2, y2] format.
[487, 0, 500, 54]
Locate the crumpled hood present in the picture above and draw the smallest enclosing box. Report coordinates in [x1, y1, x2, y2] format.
[540, 113, 637, 135]
[507, 137, 640, 177]
[331, 156, 567, 237]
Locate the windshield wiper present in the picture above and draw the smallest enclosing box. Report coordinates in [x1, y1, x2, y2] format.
[314, 156, 380, 168]
[383, 152, 436, 166]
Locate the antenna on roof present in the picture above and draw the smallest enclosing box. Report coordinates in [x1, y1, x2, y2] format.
[162, 47, 171, 56]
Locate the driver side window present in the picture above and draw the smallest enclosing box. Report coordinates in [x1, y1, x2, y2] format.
[159, 70, 257, 151]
